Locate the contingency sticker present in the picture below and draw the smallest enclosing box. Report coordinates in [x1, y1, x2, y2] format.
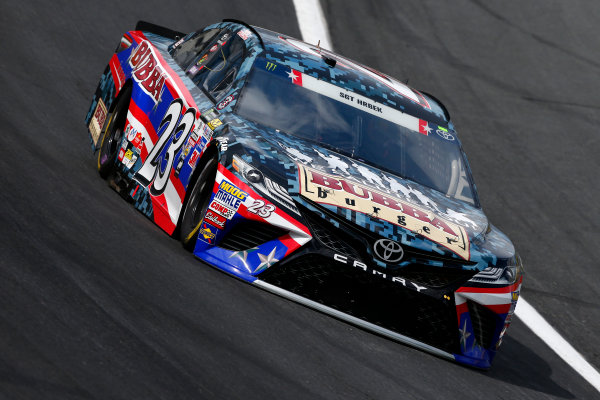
[89, 98, 107, 145]
[298, 164, 470, 259]
[213, 180, 248, 211]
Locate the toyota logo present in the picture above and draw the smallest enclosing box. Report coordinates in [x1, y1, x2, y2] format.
[373, 239, 404, 263]
[436, 129, 455, 141]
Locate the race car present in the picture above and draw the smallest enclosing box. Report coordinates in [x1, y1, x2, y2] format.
[85, 19, 523, 369]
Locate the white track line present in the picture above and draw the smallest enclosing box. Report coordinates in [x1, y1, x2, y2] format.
[292, 0, 333, 50]
[515, 297, 600, 392]
[292, 1, 600, 394]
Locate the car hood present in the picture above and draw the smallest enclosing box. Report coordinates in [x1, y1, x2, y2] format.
[229, 118, 490, 263]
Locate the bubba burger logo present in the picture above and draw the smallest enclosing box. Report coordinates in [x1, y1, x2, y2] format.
[129, 41, 166, 102]
[298, 164, 470, 259]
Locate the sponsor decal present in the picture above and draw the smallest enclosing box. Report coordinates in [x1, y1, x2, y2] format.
[333, 254, 429, 293]
[216, 136, 228, 151]
[237, 29, 251, 41]
[188, 149, 200, 168]
[246, 199, 276, 218]
[208, 199, 236, 219]
[217, 94, 235, 110]
[298, 164, 470, 259]
[126, 124, 143, 151]
[436, 126, 455, 141]
[207, 118, 222, 130]
[126, 124, 136, 142]
[182, 137, 195, 157]
[118, 148, 125, 162]
[172, 37, 185, 49]
[175, 123, 201, 176]
[197, 54, 208, 65]
[200, 123, 213, 141]
[113, 58, 126, 89]
[218, 181, 248, 200]
[213, 181, 248, 210]
[204, 210, 226, 229]
[179, 123, 201, 161]
[128, 41, 166, 103]
[511, 290, 520, 302]
[217, 33, 230, 45]
[265, 62, 277, 71]
[123, 149, 137, 169]
[209, 44, 218, 52]
[198, 221, 219, 244]
[190, 125, 200, 141]
[202, 107, 219, 121]
[89, 98, 107, 145]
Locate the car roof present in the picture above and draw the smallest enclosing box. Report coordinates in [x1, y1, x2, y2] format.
[252, 26, 450, 126]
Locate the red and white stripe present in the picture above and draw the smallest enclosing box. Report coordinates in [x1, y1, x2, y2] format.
[455, 279, 522, 316]
[127, 102, 188, 234]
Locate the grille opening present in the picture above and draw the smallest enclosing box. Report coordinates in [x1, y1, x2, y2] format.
[260, 253, 460, 353]
[219, 220, 288, 251]
[467, 300, 500, 350]
[303, 208, 477, 291]
[394, 264, 477, 289]
[303, 211, 364, 258]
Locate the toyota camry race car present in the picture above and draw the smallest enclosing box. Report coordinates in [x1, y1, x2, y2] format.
[86, 20, 523, 369]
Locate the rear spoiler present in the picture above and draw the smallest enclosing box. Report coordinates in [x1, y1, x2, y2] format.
[135, 21, 185, 40]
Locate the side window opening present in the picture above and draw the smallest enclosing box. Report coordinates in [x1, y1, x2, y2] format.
[170, 29, 219, 69]
[188, 30, 246, 99]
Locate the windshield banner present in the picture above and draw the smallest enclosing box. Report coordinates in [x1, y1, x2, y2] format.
[254, 57, 436, 137]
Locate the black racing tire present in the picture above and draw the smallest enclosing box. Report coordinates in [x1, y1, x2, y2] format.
[179, 156, 218, 251]
[97, 87, 131, 179]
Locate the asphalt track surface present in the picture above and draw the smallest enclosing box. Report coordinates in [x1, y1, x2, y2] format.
[1, 1, 599, 399]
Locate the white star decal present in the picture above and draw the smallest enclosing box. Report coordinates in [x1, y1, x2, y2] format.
[459, 320, 471, 350]
[229, 247, 259, 271]
[255, 247, 279, 273]
[421, 122, 432, 134]
[287, 69, 299, 82]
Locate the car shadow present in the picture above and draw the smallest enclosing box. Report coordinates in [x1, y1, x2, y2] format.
[483, 334, 575, 398]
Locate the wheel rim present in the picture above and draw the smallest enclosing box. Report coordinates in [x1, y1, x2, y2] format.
[100, 110, 123, 167]
[182, 158, 217, 246]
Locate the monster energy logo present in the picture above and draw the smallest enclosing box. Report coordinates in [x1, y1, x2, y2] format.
[265, 62, 277, 71]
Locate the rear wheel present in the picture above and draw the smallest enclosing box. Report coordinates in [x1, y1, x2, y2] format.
[180, 156, 218, 251]
[97, 88, 130, 179]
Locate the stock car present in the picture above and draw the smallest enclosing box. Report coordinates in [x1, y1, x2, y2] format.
[86, 19, 523, 369]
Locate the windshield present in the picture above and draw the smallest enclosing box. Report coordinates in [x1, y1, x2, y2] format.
[236, 58, 478, 205]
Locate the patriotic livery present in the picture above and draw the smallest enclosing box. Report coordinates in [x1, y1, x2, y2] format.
[86, 20, 523, 369]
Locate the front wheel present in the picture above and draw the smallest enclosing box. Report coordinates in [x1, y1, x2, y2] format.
[180, 156, 218, 251]
[97, 88, 130, 179]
